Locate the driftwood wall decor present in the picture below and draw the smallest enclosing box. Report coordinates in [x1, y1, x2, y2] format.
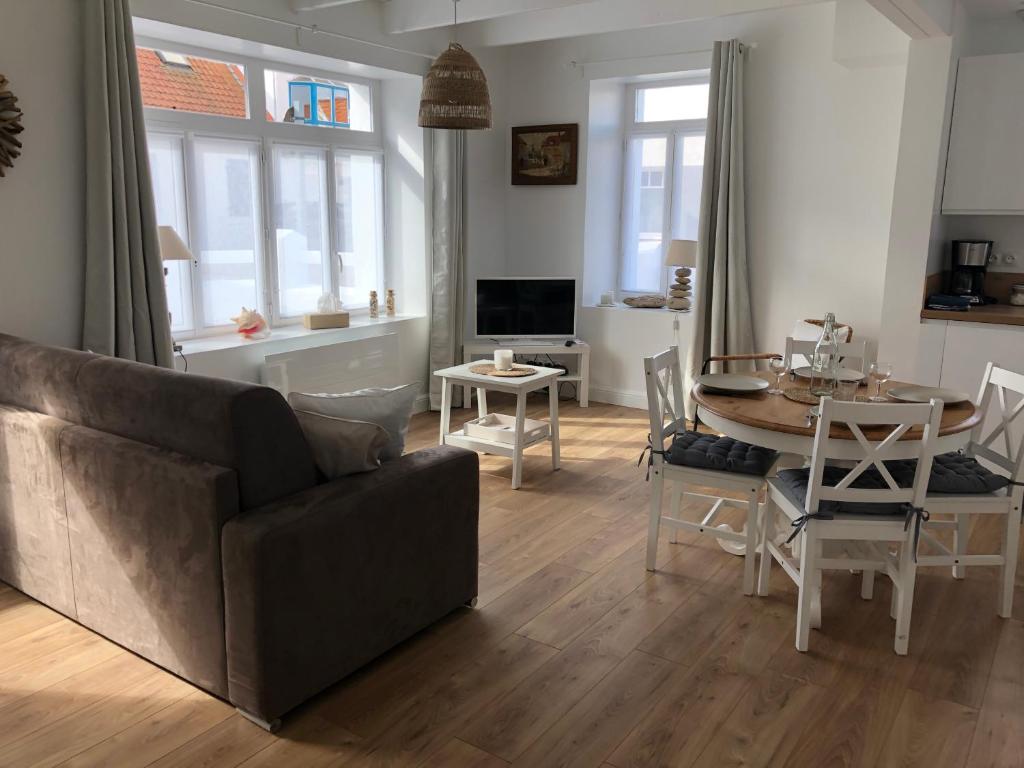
[0, 75, 23, 177]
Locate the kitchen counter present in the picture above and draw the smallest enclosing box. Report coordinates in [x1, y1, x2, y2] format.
[920, 303, 1024, 326]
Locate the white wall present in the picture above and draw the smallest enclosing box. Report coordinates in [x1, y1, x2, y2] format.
[476, 1, 911, 404]
[0, 0, 84, 349]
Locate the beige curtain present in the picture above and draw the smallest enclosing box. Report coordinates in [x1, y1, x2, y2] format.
[684, 40, 756, 419]
[428, 129, 467, 410]
[83, 0, 173, 367]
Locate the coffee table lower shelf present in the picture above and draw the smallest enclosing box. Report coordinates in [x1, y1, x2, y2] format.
[444, 427, 552, 459]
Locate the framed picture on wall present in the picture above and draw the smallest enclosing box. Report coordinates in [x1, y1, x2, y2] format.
[511, 124, 579, 185]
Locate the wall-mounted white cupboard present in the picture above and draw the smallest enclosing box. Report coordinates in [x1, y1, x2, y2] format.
[942, 52, 1024, 215]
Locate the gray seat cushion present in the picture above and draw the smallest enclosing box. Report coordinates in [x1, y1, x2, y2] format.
[776, 466, 906, 517]
[666, 431, 779, 477]
[887, 452, 1010, 495]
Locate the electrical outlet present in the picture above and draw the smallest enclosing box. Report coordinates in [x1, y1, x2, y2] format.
[1004, 253, 1017, 265]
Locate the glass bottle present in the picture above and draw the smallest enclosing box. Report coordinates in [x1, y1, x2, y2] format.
[809, 312, 840, 397]
[369, 290, 379, 319]
[385, 289, 396, 317]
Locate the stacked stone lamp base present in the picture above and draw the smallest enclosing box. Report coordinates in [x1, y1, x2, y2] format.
[668, 267, 692, 311]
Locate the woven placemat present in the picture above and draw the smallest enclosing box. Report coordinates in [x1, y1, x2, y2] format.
[783, 387, 871, 405]
[469, 364, 537, 378]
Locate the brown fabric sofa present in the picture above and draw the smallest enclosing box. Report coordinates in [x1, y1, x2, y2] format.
[0, 334, 479, 728]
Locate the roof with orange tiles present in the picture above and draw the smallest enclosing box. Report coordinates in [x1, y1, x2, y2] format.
[136, 47, 248, 118]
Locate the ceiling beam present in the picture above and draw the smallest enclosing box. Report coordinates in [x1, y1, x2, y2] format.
[440, 0, 825, 48]
[290, 0, 367, 12]
[384, 0, 598, 34]
[864, 0, 954, 37]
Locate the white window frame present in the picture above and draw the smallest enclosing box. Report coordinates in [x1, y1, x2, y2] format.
[619, 75, 709, 297]
[137, 35, 386, 338]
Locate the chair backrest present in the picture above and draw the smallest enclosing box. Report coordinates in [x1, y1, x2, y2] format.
[804, 398, 943, 514]
[969, 363, 1024, 483]
[643, 346, 686, 454]
[785, 337, 869, 375]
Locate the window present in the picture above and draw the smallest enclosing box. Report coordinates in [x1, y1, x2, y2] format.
[137, 47, 249, 119]
[620, 77, 709, 294]
[140, 41, 385, 335]
[264, 69, 373, 132]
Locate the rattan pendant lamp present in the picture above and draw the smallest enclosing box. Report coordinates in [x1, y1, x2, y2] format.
[418, 0, 492, 129]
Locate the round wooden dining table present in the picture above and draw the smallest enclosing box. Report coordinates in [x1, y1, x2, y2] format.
[693, 372, 982, 459]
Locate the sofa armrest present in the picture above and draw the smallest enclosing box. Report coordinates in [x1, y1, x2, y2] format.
[221, 445, 479, 721]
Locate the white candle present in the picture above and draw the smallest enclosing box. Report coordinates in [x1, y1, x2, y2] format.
[600, 291, 614, 306]
[494, 349, 514, 371]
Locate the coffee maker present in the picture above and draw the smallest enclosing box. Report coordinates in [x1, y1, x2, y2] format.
[949, 240, 993, 304]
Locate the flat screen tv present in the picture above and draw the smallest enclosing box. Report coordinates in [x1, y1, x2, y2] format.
[475, 278, 576, 339]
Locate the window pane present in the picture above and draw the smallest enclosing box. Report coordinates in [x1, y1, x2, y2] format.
[264, 70, 372, 132]
[147, 133, 193, 333]
[334, 152, 383, 308]
[636, 83, 709, 123]
[272, 145, 330, 318]
[671, 134, 705, 241]
[621, 136, 667, 293]
[136, 47, 249, 119]
[192, 137, 263, 327]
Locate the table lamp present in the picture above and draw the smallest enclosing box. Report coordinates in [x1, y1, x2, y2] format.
[158, 226, 193, 276]
[158, 226, 192, 347]
[664, 239, 697, 312]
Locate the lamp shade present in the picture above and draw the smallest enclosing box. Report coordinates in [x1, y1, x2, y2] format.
[664, 239, 698, 267]
[158, 226, 193, 262]
[418, 43, 492, 130]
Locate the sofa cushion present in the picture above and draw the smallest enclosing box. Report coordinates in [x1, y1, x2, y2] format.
[0, 334, 318, 509]
[292, 410, 389, 478]
[666, 431, 779, 477]
[289, 384, 419, 460]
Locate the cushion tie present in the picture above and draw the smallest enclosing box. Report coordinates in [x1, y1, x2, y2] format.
[901, 503, 930, 563]
[784, 510, 834, 544]
[637, 436, 668, 481]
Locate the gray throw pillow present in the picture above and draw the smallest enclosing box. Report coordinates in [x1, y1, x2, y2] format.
[288, 383, 419, 460]
[292, 410, 390, 478]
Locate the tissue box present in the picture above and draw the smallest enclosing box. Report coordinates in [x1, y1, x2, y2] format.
[303, 311, 350, 330]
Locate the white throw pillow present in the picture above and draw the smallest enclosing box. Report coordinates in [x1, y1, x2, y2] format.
[292, 410, 390, 478]
[289, 383, 419, 460]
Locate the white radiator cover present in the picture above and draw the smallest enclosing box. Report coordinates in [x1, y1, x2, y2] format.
[261, 333, 400, 396]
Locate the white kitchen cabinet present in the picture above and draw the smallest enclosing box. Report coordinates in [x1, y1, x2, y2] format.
[924, 321, 1024, 440]
[942, 52, 1024, 214]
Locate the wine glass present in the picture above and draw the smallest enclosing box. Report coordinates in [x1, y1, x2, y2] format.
[869, 361, 893, 402]
[768, 356, 788, 395]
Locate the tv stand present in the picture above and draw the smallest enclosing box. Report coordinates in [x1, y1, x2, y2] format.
[463, 340, 590, 407]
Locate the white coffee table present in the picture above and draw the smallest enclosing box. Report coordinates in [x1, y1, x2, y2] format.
[433, 361, 563, 489]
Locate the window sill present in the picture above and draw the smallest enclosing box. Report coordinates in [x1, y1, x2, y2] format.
[582, 303, 694, 315]
[176, 314, 424, 357]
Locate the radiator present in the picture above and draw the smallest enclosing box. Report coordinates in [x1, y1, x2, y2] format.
[261, 333, 399, 396]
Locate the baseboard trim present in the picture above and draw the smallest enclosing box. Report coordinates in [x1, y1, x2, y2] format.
[588, 386, 647, 410]
[413, 394, 431, 414]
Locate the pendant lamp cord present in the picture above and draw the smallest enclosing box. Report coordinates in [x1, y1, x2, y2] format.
[453, 0, 459, 43]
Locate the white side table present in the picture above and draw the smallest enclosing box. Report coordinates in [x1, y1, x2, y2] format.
[433, 362, 563, 489]
[462, 341, 590, 408]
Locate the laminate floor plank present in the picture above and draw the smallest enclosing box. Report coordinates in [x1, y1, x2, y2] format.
[0, 402, 1017, 768]
[877, 689, 978, 768]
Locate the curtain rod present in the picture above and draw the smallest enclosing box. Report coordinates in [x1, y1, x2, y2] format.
[570, 41, 756, 69]
[180, 0, 435, 59]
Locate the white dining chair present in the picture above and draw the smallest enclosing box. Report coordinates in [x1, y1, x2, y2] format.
[642, 347, 779, 595]
[758, 396, 943, 655]
[784, 336, 869, 375]
[885, 363, 1023, 618]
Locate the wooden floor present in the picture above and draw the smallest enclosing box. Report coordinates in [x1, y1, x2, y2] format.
[0, 396, 1022, 767]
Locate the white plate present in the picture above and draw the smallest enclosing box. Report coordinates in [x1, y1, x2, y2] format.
[793, 366, 865, 382]
[697, 373, 769, 394]
[886, 386, 971, 404]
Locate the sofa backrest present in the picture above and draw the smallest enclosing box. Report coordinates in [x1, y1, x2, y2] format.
[0, 334, 317, 509]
